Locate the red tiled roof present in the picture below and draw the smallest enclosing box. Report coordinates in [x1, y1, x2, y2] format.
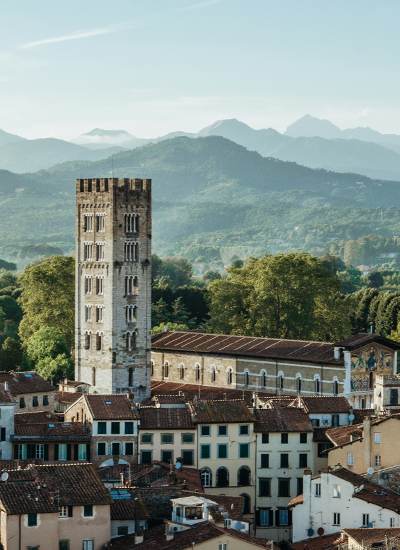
[152, 395, 186, 404]
[15, 411, 60, 424]
[190, 400, 254, 423]
[329, 467, 366, 486]
[149, 381, 258, 406]
[150, 469, 203, 492]
[109, 522, 273, 550]
[0, 463, 112, 514]
[326, 424, 363, 446]
[313, 428, 330, 442]
[354, 482, 400, 512]
[75, 395, 140, 420]
[14, 422, 89, 441]
[139, 407, 194, 430]
[151, 331, 343, 365]
[254, 406, 312, 433]
[55, 391, 82, 404]
[0, 371, 54, 394]
[288, 396, 350, 414]
[287, 494, 303, 507]
[289, 532, 344, 550]
[343, 528, 400, 546]
[335, 332, 400, 350]
[110, 492, 150, 520]
[352, 409, 375, 423]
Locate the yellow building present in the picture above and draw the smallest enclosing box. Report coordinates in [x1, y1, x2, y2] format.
[0, 463, 112, 550]
[326, 415, 400, 473]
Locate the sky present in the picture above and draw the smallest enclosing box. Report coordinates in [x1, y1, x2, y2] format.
[1, 0, 400, 140]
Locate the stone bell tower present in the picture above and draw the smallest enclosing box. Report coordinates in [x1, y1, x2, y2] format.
[75, 177, 151, 398]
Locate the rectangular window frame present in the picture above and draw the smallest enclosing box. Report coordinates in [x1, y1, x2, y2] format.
[217, 443, 228, 459]
[141, 433, 153, 444]
[239, 442, 250, 459]
[182, 433, 194, 444]
[200, 444, 211, 459]
[333, 513, 340, 526]
[218, 425, 228, 436]
[161, 433, 174, 444]
[259, 478, 271, 497]
[200, 425, 211, 437]
[239, 425, 249, 436]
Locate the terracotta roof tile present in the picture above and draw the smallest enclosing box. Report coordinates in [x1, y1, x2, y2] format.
[148, 381, 258, 406]
[13, 422, 90, 441]
[15, 411, 60, 424]
[288, 396, 351, 414]
[190, 400, 254, 423]
[287, 494, 303, 507]
[254, 406, 313, 433]
[110, 492, 150, 520]
[0, 371, 54, 395]
[289, 532, 344, 550]
[79, 395, 140, 420]
[313, 428, 330, 442]
[329, 467, 366, 486]
[139, 407, 194, 430]
[343, 528, 400, 546]
[149, 468, 203, 492]
[0, 463, 112, 514]
[55, 391, 82, 404]
[108, 522, 273, 550]
[152, 331, 343, 365]
[335, 332, 400, 350]
[326, 424, 363, 446]
[352, 409, 375, 423]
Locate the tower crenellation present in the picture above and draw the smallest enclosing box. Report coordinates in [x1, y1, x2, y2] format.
[75, 177, 152, 398]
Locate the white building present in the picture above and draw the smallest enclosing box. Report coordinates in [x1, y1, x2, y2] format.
[289, 466, 400, 542]
[0, 384, 16, 460]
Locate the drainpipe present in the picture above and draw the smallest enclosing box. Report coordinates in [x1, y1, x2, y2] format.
[254, 432, 258, 538]
[19, 513, 21, 550]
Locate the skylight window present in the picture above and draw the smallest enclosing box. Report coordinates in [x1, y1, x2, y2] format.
[49, 424, 55, 428]
[106, 401, 112, 405]
[24, 374, 32, 378]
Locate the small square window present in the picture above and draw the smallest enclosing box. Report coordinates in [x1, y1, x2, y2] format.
[28, 513, 37, 526]
[141, 450, 152, 464]
[182, 433, 194, 443]
[124, 422, 134, 435]
[201, 426, 210, 437]
[333, 484, 341, 498]
[118, 526, 129, 536]
[281, 433, 288, 444]
[262, 433, 269, 444]
[141, 433, 152, 444]
[218, 425, 228, 436]
[239, 425, 249, 436]
[299, 433, 307, 444]
[97, 422, 107, 435]
[161, 433, 173, 444]
[59, 541, 70, 550]
[84, 505, 93, 517]
[111, 422, 120, 435]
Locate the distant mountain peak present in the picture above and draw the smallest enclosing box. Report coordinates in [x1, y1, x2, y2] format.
[285, 115, 342, 139]
[71, 128, 134, 145]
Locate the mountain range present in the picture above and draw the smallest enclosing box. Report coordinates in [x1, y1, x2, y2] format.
[3, 115, 400, 180]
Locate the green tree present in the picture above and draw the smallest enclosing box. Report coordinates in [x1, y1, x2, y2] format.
[171, 297, 193, 326]
[203, 270, 222, 282]
[208, 252, 352, 341]
[231, 259, 244, 269]
[321, 253, 346, 274]
[27, 326, 70, 365]
[151, 323, 189, 335]
[368, 271, 384, 288]
[36, 354, 74, 383]
[151, 253, 163, 280]
[0, 296, 23, 324]
[0, 271, 18, 290]
[151, 298, 170, 327]
[161, 258, 193, 288]
[18, 256, 74, 349]
[0, 337, 23, 371]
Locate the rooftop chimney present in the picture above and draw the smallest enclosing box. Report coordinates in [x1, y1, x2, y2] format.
[4, 382, 8, 392]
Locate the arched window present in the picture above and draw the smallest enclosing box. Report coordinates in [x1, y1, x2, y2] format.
[126, 305, 137, 324]
[92, 367, 96, 386]
[124, 241, 139, 262]
[244, 371, 249, 386]
[84, 331, 92, 350]
[238, 466, 251, 486]
[164, 362, 169, 379]
[297, 376, 302, 393]
[126, 331, 136, 351]
[125, 275, 138, 296]
[211, 365, 217, 383]
[227, 367, 232, 385]
[151, 361, 154, 376]
[180, 364, 185, 380]
[216, 466, 229, 487]
[96, 332, 103, 351]
[201, 467, 212, 488]
[195, 364, 200, 381]
[240, 493, 251, 515]
[369, 372, 374, 390]
[315, 378, 320, 394]
[278, 375, 284, 390]
[333, 379, 339, 395]
[129, 367, 133, 386]
[261, 371, 267, 388]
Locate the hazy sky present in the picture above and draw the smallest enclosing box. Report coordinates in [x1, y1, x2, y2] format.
[1, 0, 400, 140]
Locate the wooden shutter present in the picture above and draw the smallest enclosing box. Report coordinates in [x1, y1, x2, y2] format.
[269, 510, 274, 526]
[275, 510, 280, 526]
[86, 444, 91, 461]
[14, 445, 18, 459]
[68, 506, 73, 517]
[288, 510, 292, 526]
[255, 510, 260, 526]
[1, 428, 6, 442]
[67, 444, 71, 461]
[44, 444, 49, 461]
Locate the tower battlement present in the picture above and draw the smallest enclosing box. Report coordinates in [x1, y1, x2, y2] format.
[75, 176, 152, 398]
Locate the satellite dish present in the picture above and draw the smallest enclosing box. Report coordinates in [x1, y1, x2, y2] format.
[1, 472, 8, 482]
[349, 414, 355, 421]
[175, 462, 182, 470]
[307, 528, 314, 537]
[367, 522, 374, 528]
[235, 522, 243, 530]
[381, 472, 388, 479]
[317, 527, 325, 536]
[367, 467, 374, 475]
